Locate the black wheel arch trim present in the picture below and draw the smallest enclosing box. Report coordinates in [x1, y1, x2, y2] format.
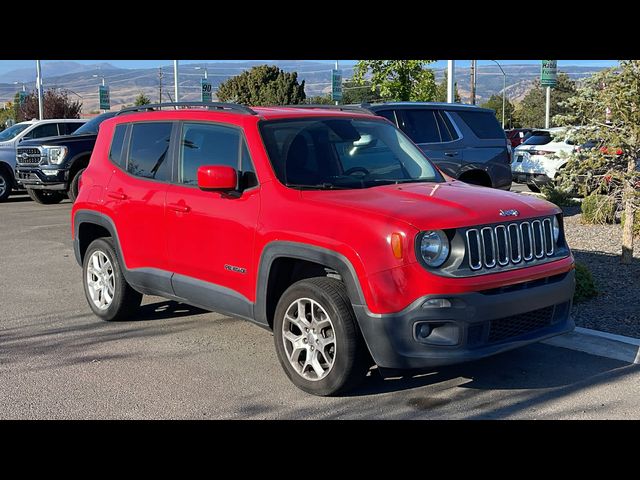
[254, 241, 367, 327]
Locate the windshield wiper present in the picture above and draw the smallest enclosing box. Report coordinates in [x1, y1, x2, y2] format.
[285, 183, 349, 190]
[367, 178, 433, 185]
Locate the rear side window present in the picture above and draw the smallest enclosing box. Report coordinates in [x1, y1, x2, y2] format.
[455, 110, 505, 139]
[178, 123, 242, 186]
[375, 110, 397, 125]
[60, 122, 84, 135]
[400, 109, 440, 143]
[435, 111, 458, 142]
[127, 122, 173, 181]
[109, 124, 127, 167]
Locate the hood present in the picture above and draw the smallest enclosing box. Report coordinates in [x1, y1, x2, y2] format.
[515, 142, 574, 154]
[20, 133, 97, 147]
[301, 180, 560, 231]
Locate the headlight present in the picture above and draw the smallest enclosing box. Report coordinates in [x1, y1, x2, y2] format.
[419, 230, 450, 267]
[44, 146, 68, 165]
[553, 216, 561, 243]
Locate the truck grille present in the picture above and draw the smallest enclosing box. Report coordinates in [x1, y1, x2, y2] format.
[16, 147, 43, 165]
[465, 217, 555, 271]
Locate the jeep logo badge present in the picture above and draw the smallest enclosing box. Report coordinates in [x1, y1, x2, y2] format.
[499, 209, 519, 217]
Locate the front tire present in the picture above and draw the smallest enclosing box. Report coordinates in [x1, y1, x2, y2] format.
[273, 277, 370, 396]
[68, 168, 85, 203]
[82, 238, 142, 321]
[27, 188, 64, 204]
[0, 168, 12, 202]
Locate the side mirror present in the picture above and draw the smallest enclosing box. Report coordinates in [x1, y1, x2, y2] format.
[197, 165, 237, 191]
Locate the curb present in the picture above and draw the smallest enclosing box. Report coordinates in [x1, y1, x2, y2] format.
[542, 327, 640, 364]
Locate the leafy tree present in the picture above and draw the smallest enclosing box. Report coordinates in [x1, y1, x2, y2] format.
[306, 80, 383, 105]
[134, 92, 151, 106]
[433, 72, 461, 102]
[554, 61, 639, 263]
[481, 94, 517, 128]
[0, 101, 15, 129]
[16, 89, 82, 122]
[353, 60, 437, 101]
[514, 72, 576, 128]
[217, 65, 305, 106]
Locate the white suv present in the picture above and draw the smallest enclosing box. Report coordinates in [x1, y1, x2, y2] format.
[0, 118, 86, 202]
[511, 127, 578, 192]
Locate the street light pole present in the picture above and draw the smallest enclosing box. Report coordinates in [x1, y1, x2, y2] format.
[36, 60, 44, 120]
[447, 60, 455, 103]
[174, 60, 180, 103]
[490, 60, 506, 128]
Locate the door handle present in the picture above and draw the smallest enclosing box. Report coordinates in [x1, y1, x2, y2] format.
[444, 152, 459, 157]
[168, 203, 191, 213]
[107, 192, 128, 200]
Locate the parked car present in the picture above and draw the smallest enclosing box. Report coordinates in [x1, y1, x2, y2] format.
[72, 102, 575, 396]
[505, 128, 534, 148]
[361, 102, 512, 190]
[15, 112, 117, 204]
[511, 128, 577, 192]
[0, 118, 86, 202]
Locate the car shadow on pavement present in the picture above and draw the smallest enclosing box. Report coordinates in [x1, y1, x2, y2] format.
[131, 300, 209, 322]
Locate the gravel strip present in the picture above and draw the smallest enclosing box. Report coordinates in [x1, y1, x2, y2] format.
[561, 206, 640, 339]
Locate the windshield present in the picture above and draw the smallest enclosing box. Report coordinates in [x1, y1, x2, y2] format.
[72, 112, 117, 135]
[0, 123, 30, 142]
[259, 117, 444, 189]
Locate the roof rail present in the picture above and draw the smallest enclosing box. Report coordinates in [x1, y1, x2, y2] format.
[116, 101, 258, 116]
[282, 104, 375, 115]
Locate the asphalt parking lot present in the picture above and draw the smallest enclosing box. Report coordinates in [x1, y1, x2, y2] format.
[1, 194, 638, 419]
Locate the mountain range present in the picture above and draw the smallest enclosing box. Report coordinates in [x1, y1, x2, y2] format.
[0, 61, 608, 113]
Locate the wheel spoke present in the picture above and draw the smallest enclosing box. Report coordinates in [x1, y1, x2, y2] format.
[310, 354, 326, 378]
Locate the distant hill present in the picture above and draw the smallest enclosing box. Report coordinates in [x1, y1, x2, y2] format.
[0, 61, 608, 113]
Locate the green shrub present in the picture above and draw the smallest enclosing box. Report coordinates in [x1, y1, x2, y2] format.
[542, 186, 579, 207]
[621, 211, 640, 237]
[581, 194, 616, 224]
[574, 262, 597, 303]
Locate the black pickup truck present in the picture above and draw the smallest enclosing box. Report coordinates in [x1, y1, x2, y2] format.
[15, 112, 116, 204]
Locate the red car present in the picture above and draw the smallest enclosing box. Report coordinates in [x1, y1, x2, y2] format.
[506, 128, 534, 148]
[72, 103, 575, 396]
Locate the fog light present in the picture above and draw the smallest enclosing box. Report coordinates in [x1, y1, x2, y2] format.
[416, 323, 432, 339]
[422, 298, 452, 309]
[42, 170, 58, 176]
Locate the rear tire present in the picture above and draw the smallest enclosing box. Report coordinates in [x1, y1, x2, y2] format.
[273, 277, 370, 396]
[68, 168, 85, 203]
[82, 238, 142, 321]
[27, 188, 64, 204]
[0, 168, 12, 202]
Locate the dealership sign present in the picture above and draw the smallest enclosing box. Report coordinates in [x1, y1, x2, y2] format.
[99, 85, 110, 110]
[540, 60, 558, 87]
[331, 69, 342, 101]
[201, 78, 212, 102]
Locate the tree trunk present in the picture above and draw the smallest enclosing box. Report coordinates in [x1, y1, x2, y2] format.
[621, 156, 637, 264]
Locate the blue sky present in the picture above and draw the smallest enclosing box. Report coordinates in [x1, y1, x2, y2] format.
[0, 59, 618, 76]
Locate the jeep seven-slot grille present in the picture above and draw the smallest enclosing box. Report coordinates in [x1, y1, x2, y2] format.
[465, 217, 554, 271]
[16, 147, 42, 165]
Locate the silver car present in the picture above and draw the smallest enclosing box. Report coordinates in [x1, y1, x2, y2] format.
[0, 118, 86, 202]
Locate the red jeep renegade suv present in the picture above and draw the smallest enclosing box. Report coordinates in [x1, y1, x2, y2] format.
[71, 102, 575, 396]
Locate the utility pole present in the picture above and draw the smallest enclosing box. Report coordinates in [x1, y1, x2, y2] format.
[335, 60, 339, 106]
[158, 67, 163, 106]
[173, 60, 179, 103]
[447, 61, 455, 103]
[470, 60, 476, 105]
[36, 60, 44, 120]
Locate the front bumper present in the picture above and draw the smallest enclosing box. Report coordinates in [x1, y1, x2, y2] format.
[15, 166, 68, 190]
[353, 269, 575, 369]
